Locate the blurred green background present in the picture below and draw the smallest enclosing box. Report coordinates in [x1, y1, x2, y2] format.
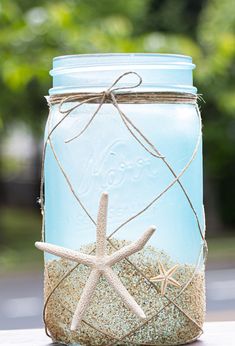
[0, 0, 235, 330]
[0, 0, 235, 271]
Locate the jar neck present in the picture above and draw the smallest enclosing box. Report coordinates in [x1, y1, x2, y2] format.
[49, 53, 197, 95]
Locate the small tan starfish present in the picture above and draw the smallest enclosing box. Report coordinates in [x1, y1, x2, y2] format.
[35, 192, 156, 330]
[150, 261, 181, 296]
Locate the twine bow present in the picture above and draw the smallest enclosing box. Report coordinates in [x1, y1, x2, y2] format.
[55, 71, 164, 158]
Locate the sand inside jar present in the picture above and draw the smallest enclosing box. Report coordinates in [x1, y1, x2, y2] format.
[44, 239, 205, 346]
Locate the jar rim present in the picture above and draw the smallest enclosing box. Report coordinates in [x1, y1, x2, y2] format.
[53, 53, 192, 61]
[51, 53, 195, 74]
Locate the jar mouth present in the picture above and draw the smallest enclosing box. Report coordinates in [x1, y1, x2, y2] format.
[49, 53, 197, 95]
[51, 53, 195, 74]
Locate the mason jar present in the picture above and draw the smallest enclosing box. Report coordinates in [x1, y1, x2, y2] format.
[37, 54, 206, 346]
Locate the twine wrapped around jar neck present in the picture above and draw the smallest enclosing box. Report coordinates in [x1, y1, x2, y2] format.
[48, 71, 198, 105]
[49, 91, 198, 105]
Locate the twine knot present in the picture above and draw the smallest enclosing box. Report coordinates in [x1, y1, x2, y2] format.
[58, 71, 142, 113]
[53, 71, 164, 158]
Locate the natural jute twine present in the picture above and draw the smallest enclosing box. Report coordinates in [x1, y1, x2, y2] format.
[40, 71, 207, 344]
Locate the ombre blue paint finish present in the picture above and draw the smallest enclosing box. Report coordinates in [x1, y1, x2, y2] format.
[45, 54, 204, 265]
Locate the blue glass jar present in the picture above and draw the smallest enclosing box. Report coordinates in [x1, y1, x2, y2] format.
[41, 54, 206, 345]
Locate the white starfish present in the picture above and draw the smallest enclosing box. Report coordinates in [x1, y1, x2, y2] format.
[35, 192, 156, 330]
[150, 261, 181, 296]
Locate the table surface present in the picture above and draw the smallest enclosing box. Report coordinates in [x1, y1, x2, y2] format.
[0, 322, 234, 346]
